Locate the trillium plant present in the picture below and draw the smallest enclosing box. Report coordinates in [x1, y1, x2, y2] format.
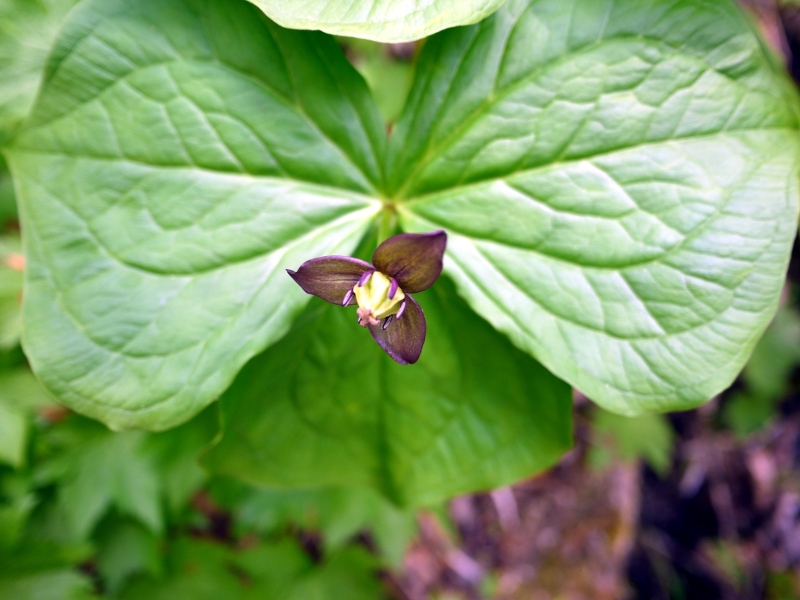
[2, 0, 800, 506]
[288, 231, 447, 364]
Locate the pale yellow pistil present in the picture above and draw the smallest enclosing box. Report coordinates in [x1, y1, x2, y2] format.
[353, 271, 405, 327]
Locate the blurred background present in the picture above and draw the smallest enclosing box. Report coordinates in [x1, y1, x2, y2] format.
[2, 1, 800, 599]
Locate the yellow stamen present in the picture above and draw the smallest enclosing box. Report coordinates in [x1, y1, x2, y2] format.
[353, 271, 405, 328]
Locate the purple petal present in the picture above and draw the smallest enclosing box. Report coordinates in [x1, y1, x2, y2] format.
[287, 256, 371, 305]
[369, 295, 426, 365]
[371, 231, 447, 293]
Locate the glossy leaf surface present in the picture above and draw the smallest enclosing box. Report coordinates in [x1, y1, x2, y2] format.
[6, 0, 382, 429]
[0, 0, 80, 145]
[246, 0, 507, 42]
[202, 283, 573, 507]
[391, 0, 800, 414]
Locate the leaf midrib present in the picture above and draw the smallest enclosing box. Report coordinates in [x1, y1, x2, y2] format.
[408, 180, 783, 343]
[398, 127, 799, 205]
[23, 8, 796, 210]
[389, 32, 795, 199]
[23, 55, 381, 195]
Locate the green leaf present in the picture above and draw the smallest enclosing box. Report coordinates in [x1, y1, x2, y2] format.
[766, 571, 800, 600]
[722, 305, 800, 435]
[0, 0, 80, 146]
[235, 540, 313, 600]
[589, 409, 674, 475]
[0, 369, 56, 415]
[0, 472, 94, 571]
[740, 306, 800, 400]
[6, 0, 383, 430]
[202, 280, 572, 507]
[0, 538, 93, 577]
[0, 235, 24, 349]
[391, 0, 800, 415]
[0, 570, 97, 600]
[228, 485, 416, 567]
[0, 365, 51, 468]
[0, 401, 26, 468]
[241, 542, 385, 600]
[0, 493, 36, 549]
[723, 391, 776, 437]
[143, 406, 219, 516]
[61, 432, 162, 539]
[245, 0, 506, 43]
[118, 538, 247, 600]
[118, 537, 384, 600]
[95, 519, 162, 596]
[39, 418, 163, 539]
[240, 542, 384, 600]
[284, 547, 384, 600]
[0, 160, 17, 225]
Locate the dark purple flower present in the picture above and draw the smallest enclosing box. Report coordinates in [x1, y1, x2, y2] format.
[287, 231, 447, 364]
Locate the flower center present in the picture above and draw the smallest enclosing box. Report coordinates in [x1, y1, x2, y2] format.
[353, 271, 405, 327]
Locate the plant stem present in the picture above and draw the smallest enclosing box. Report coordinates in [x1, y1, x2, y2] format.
[378, 203, 397, 243]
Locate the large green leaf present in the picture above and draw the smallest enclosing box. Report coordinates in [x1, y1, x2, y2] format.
[390, 0, 800, 415]
[246, 0, 506, 43]
[5, 0, 383, 429]
[0, 0, 80, 146]
[202, 281, 572, 507]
